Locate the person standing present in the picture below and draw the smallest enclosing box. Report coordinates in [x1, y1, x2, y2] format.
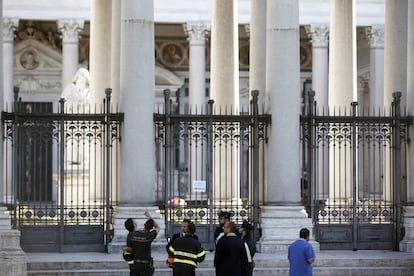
[123, 218, 137, 274]
[239, 220, 256, 276]
[214, 211, 230, 244]
[127, 211, 160, 276]
[288, 228, 316, 276]
[214, 221, 247, 276]
[167, 222, 206, 276]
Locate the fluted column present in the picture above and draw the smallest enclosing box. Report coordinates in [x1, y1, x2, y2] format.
[366, 25, 384, 111]
[3, 18, 18, 108]
[90, 0, 112, 106]
[329, 0, 356, 107]
[249, 0, 267, 108]
[184, 22, 209, 112]
[58, 19, 84, 94]
[384, 0, 408, 108]
[211, 0, 239, 108]
[305, 24, 329, 112]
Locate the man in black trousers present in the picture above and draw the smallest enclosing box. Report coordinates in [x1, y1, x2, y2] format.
[214, 221, 247, 276]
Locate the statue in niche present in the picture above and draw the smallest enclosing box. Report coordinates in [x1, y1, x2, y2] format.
[163, 43, 183, 65]
[21, 50, 39, 70]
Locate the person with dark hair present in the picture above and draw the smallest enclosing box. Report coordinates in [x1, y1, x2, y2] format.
[127, 211, 160, 276]
[166, 219, 199, 268]
[214, 211, 231, 243]
[123, 218, 137, 274]
[214, 221, 247, 276]
[288, 228, 315, 276]
[167, 222, 206, 276]
[239, 220, 256, 276]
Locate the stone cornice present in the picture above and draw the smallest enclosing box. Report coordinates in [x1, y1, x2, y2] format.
[57, 19, 84, 43]
[305, 24, 329, 48]
[3, 18, 19, 43]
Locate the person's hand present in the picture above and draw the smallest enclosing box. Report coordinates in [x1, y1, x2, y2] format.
[144, 210, 151, 219]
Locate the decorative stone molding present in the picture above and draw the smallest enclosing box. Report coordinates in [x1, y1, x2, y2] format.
[3, 18, 19, 43]
[57, 19, 84, 43]
[365, 24, 384, 49]
[184, 22, 210, 44]
[305, 24, 329, 48]
[244, 24, 250, 37]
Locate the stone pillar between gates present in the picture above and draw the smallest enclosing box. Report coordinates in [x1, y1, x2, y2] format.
[401, 0, 414, 252]
[112, 0, 164, 253]
[0, 3, 27, 274]
[260, 0, 316, 253]
[211, 0, 240, 202]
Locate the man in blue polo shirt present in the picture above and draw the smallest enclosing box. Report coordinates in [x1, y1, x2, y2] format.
[288, 228, 315, 276]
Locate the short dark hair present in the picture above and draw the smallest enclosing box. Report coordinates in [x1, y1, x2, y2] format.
[124, 218, 134, 232]
[144, 219, 154, 230]
[299, 228, 310, 239]
[218, 211, 230, 220]
[183, 219, 191, 224]
[241, 220, 253, 235]
[187, 222, 196, 235]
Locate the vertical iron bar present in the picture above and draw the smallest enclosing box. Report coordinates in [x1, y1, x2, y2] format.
[307, 91, 315, 223]
[12, 87, 19, 229]
[392, 91, 402, 251]
[351, 101, 358, 251]
[207, 99, 214, 250]
[163, 89, 171, 240]
[59, 98, 65, 252]
[251, 91, 260, 242]
[105, 88, 112, 252]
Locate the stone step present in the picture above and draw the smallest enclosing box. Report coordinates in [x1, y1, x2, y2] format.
[27, 251, 414, 276]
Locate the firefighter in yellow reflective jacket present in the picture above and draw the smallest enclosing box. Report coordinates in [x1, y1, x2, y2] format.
[167, 222, 206, 276]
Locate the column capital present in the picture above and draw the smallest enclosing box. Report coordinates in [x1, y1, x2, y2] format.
[184, 22, 210, 44]
[305, 23, 329, 48]
[365, 24, 384, 49]
[57, 19, 84, 43]
[3, 18, 19, 43]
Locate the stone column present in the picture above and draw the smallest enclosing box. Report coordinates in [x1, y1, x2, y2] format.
[111, 0, 121, 105]
[58, 19, 84, 94]
[211, 0, 240, 201]
[329, 0, 356, 107]
[305, 24, 329, 111]
[365, 25, 384, 111]
[184, 22, 209, 112]
[401, 0, 414, 253]
[3, 18, 18, 108]
[90, 0, 112, 106]
[211, 0, 239, 108]
[261, 0, 316, 253]
[384, 0, 408, 108]
[328, 0, 356, 202]
[249, 0, 267, 108]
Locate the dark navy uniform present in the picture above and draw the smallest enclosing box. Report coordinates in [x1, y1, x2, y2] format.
[242, 235, 256, 276]
[127, 229, 157, 276]
[214, 233, 247, 276]
[167, 235, 206, 276]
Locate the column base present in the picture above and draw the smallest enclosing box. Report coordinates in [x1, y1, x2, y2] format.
[258, 205, 319, 253]
[0, 230, 27, 276]
[111, 206, 166, 254]
[0, 206, 12, 230]
[400, 206, 414, 252]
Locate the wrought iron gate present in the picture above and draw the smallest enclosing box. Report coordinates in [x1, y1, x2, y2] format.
[2, 88, 123, 252]
[301, 91, 411, 250]
[154, 90, 270, 250]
